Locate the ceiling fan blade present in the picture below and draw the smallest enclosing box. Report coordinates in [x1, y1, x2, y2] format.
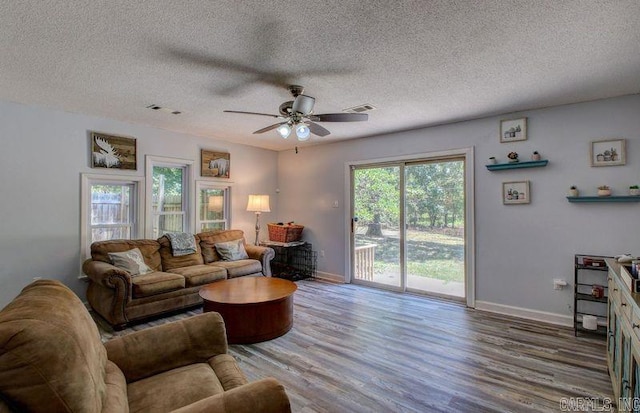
[162, 46, 292, 91]
[307, 122, 331, 137]
[253, 122, 288, 134]
[224, 110, 284, 119]
[309, 113, 368, 122]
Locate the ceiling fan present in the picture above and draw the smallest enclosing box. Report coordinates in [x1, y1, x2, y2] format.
[224, 85, 368, 141]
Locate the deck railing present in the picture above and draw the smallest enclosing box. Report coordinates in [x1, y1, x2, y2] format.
[354, 244, 376, 281]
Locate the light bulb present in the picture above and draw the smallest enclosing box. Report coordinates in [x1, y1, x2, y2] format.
[276, 124, 291, 139]
[296, 124, 310, 141]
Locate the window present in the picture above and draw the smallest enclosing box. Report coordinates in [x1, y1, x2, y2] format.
[91, 183, 134, 240]
[146, 156, 194, 238]
[80, 174, 144, 260]
[196, 181, 231, 232]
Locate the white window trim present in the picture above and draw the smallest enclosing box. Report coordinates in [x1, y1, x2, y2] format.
[195, 180, 233, 232]
[145, 155, 195, 238]
[80, 173, 145, 263]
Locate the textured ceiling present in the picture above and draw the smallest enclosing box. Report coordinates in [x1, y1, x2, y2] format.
[1, 1, 639, 151]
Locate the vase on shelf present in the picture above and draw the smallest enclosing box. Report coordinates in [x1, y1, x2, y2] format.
[597, 188, 611, 197]
[568, 188, 579, 197]
[630, 187, 640, 196]
[531, 152, 541, 161]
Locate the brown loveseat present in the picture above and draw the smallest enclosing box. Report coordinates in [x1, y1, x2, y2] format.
[83, 229, 275, 329]
[0, 279, 291, 413]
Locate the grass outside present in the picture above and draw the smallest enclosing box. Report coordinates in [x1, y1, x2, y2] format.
[355, 228, 464, 283]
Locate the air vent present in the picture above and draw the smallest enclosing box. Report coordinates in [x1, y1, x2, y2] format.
[146, 104, 182, 115]
[343, 103, 376, 113]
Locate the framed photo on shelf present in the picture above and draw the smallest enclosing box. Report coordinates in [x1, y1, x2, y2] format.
[500, 117, 527, 143]
[503, 181, 530, 205]
[90, 131, 136, 170]
[590, 138, 625, 167]
[201, 150, 230, 178]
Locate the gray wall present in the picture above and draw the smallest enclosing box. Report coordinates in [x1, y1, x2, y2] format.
[276, 94, 640, 321]
[0, 100, 278, 306]
[2, 95, 639, 322]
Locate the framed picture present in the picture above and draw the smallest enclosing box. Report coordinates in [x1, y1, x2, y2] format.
[201, 150, 230, 178]
[590, 138, 626, 167]
[500, 117, 527, 143]
[90, 131, 136, 170]
[503, 181, 530, 205]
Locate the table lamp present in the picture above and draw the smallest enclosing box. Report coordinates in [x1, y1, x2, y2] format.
[246, 194, 271, 245]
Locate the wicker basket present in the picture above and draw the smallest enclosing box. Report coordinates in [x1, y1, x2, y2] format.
[268, 223, 304, 243]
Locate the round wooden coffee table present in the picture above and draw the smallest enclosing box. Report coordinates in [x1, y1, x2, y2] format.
[199, 277, 297, 344]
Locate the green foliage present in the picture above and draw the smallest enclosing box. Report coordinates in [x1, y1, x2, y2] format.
[361, 230, 465, 283]
[354, 166, 400, 226]
[152, 166, 184, 197]
[354, 161, 464, 230]
[406, 161, 464, 229]
[373, 260, 464, 283]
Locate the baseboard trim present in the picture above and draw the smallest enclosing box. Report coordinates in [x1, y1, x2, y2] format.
[315, 271, 345, 283]
[475, 300, 573, 328]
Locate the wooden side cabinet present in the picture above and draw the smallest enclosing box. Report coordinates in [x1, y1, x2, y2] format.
[606, 259, 640, 411]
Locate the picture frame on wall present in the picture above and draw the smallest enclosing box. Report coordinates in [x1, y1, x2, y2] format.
[500, 117, 527, 143]
[503, 181, 530, 205]
[201, 150, 230, 178]
[90, 131, 136, 170]
[590, 138, 626, 167]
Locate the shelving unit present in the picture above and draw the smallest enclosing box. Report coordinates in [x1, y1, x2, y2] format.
[574, 254, 610, 337]
[485, 159, 548, 171]
[567, 196, 640, 203]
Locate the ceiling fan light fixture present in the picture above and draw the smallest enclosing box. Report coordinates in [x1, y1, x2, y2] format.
[296, 124, 311, 141]
[276, 124, 291, 139]
[224, 85, 370, 142]
[291, 95, 315, 115]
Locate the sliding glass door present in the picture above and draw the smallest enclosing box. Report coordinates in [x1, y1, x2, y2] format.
[351, 157, 466, 300]
[352, 166, 402, 288]
[405, 160, 465, 298]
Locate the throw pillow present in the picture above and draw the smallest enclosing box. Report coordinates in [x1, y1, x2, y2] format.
[214, 239, 249, 261]
[108, 248, 152, 276]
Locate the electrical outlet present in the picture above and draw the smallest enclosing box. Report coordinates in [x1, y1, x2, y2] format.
[553, 279, 567, 290]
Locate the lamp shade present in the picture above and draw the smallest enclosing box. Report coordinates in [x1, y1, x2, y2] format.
[246, 194, 271, 212]
[296, 124, 310, 141]
[276, 124, 291, 139]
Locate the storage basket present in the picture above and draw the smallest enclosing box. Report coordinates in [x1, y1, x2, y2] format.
[268, 223, 304, 243]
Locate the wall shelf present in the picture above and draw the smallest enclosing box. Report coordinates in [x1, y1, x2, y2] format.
[567, 196, 640, 203]
[485, 159, 548, 171]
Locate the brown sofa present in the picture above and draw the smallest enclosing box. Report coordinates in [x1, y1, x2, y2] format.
[83, 229, 275, 329]
[0, 279, 291, 413]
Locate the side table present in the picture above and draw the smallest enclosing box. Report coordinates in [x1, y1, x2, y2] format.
[260, 241, 317, 281]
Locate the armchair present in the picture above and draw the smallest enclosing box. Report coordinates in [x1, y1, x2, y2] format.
[0, 279, 291, 413]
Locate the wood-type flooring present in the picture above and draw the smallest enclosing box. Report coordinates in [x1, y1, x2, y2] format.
[97, 280, 613, 413]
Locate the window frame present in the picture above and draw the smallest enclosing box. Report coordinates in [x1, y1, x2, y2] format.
[195, 180, 232, 232]
[145, 155, 194, 238]
[80, 173, 145, 261]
